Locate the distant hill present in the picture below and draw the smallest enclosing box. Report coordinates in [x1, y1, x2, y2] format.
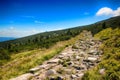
[0, 37, 15, 42]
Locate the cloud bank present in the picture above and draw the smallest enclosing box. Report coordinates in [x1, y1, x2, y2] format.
[96, 7, 120, 17]
[0, 27, 41, 37]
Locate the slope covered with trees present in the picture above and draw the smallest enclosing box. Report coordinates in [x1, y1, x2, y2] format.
[0, 16, 120, 64]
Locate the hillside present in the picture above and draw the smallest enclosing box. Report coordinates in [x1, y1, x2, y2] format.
[0, 16, 120, 64]
[10, 30, 103, 80]
[0, 16, 120, 80]
[0, 30, 85, 80]
[10, 26, 120, 80]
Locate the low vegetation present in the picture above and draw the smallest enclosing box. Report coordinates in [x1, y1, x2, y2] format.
[82, 27, 120, 80]
[0, 31, 83, 80]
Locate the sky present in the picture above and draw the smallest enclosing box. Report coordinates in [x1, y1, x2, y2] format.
[0, 0, 120, 37]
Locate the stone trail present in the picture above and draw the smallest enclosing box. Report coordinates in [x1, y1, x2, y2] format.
[10, 31, 103, 80]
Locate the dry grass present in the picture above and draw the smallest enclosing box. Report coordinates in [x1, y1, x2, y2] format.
[0, 33, 83, 80]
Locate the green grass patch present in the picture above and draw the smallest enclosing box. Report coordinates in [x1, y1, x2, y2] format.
[82, 28, 120, 80]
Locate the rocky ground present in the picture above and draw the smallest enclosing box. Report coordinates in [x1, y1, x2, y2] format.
[10, 31, 103, 80]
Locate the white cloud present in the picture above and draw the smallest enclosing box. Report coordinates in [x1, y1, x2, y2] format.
[0, 27, 42, 37]
[96, 7, 120, 17]
[114, 7, 120, 16]
[34, 20, 44, 24]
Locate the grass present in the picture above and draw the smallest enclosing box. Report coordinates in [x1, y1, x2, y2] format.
[0, 32, 83, 80]
[82, 27, 120, 80]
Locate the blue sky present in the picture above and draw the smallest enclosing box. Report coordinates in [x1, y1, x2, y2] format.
[0, 0, 120, 37]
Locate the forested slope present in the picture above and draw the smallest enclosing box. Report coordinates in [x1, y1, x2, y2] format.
[0, 16, 120, 64]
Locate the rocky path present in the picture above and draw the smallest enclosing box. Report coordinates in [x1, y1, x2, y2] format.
[10, 31, 103, 80]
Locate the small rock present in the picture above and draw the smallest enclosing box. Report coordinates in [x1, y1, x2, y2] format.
[89, 49, 98, 55]
[47, 59, 60, 64]
[67, 61, 73, 65]
[58, 55, 64, 59]
[76, 56, 80, 60]
[74, 65, 81, 70]
[48, 75, 63, 80]
[61, 52, 68, 55]
[34, 72, 40, 76]
[45, 69, 56, 76]
[57, 76, 63, 80]
[64, 69, 72, 74]
[39, 64, 48, 69]
[71, 74, 77, 79]
[29, 67, 40, 73]
[77, 73, 84, 77]
[87, 57, 97, 62]
[89, 63, 95, 66]
[99, 68, 105, 75]
[30, 64, 48, 73]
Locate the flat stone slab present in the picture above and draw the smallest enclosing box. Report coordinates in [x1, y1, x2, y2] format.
[87, 57, 97, 62]
[47, 59, 60, 64]
[89, 49, 98, 55]
[29, 64, 48, 73]
[38, 64, 48, 69]
[10, 73, 33, 80]
[77, 73, 84, 77]
[58, 55, 64, 59]
[30, 67, 40, 73]
[60, 52, 68, 55]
